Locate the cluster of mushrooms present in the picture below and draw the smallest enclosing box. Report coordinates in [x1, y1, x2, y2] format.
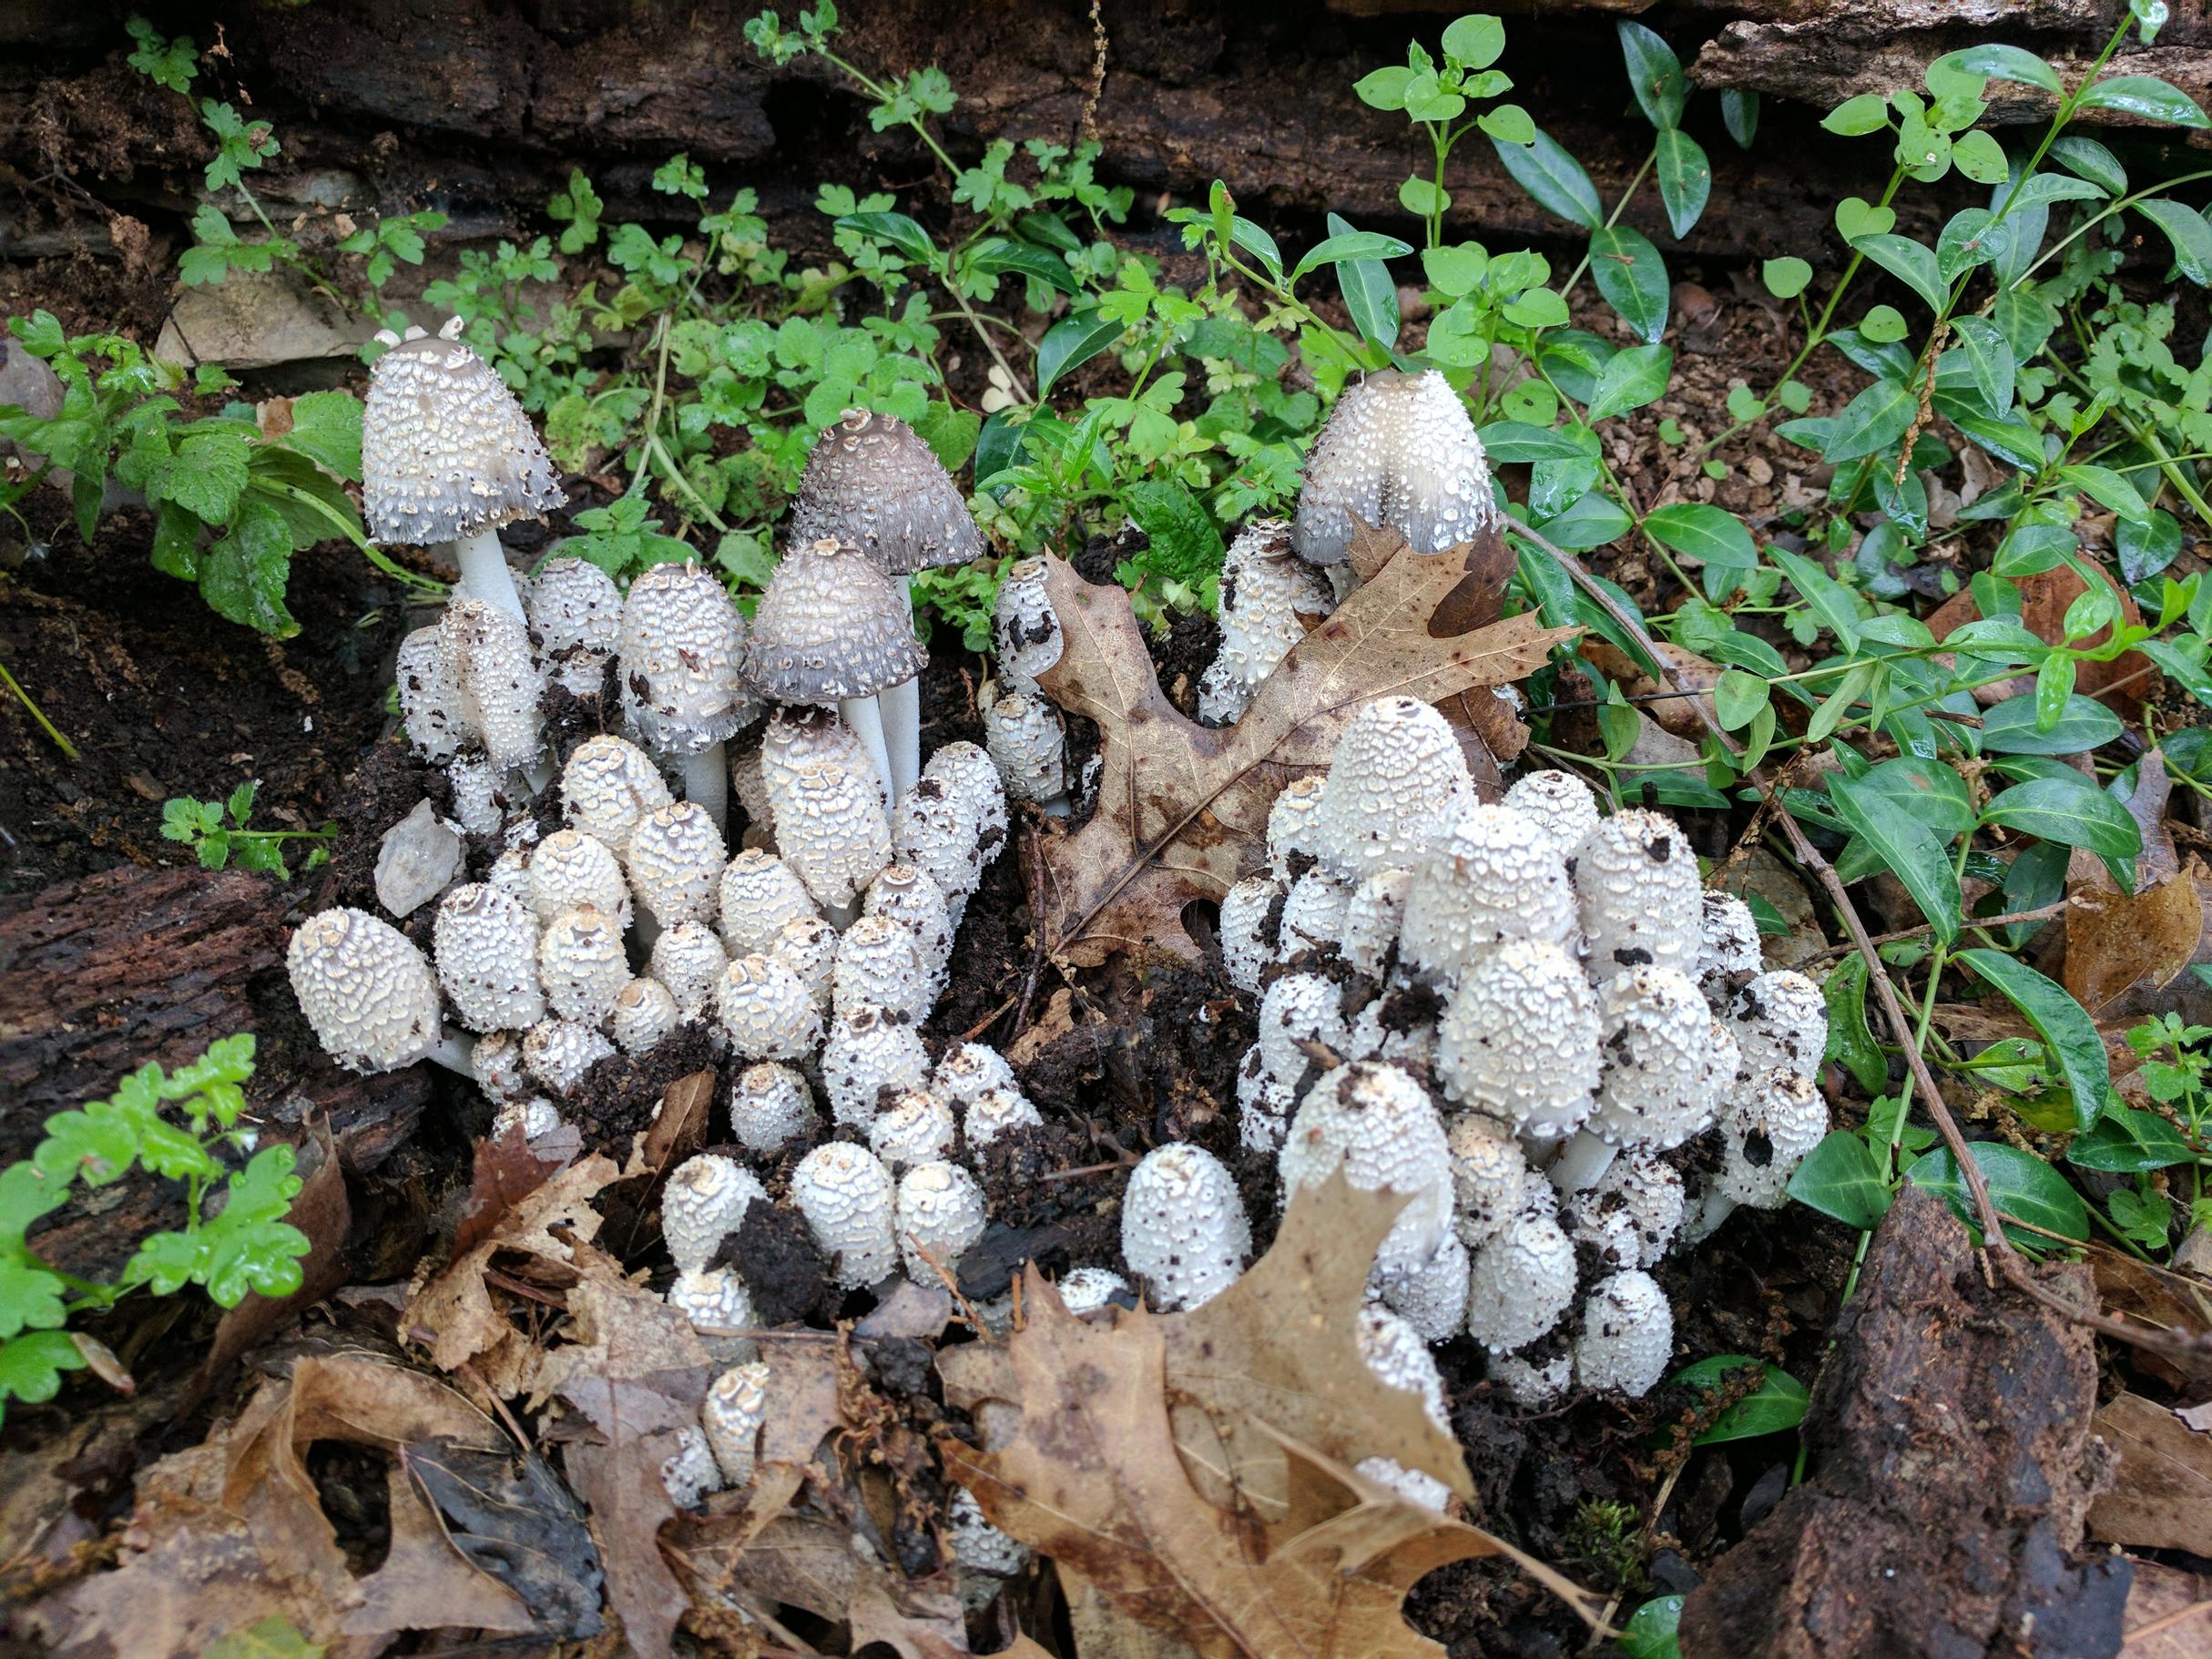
[282, 336, 1824, 1550]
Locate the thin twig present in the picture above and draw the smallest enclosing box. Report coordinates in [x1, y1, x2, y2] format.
[1514, 523, 2212, 1367]
[2125, 1596, 2212, 1647]
[1799, 900, 2071, 961]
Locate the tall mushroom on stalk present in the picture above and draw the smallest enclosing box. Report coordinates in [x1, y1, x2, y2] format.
[787, 412, 985, 798]
[617, 561, 759, 832]
[362, 318, 564, 626]
[742, 536, 925, 812]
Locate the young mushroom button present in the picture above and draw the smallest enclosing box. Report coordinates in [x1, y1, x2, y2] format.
[703, 1361, 771, 1488]
[1502, 768, 1601, 853]
[714, 954, 822, 1062]
[1399, 803, 1575, 988]
[1291, 369, 1496, 581]
[527, 829, 631, 929]
[773, 761, 893, 924]
[561, 735, 674, 860]
[662, 1154, 768, 1275]
[395, 626, 464, 762]
[439, 597, 545, 775]
[617, 562, 759, 832]
[628, 802, 728, 930]
[432, 882, 545, 1033]
[792, 1142, 901, 1289]
[287, 907, 464, 1075]
[1120, 1144, 1250, 1313]
[1436, 938, 1602, 1139]
[1310, 696, 1474, 882]
[1575, 809, 1704, 983]
[539, 906, 630, 1025]
[729, 1061, 819, 1155]
[718, 849, 821, 957]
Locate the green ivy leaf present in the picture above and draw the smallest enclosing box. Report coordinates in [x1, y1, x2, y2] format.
[1978, 692, 2124, 755]
[2067, 1106, 2192, 1173]
[1929, 45, 2061, 94]
[1667, 1354, 1811, 1443]
[1850, 233, 1945, 311]
[1905, 1140, 2090, 1251]
[1654, 127, 1710, 238]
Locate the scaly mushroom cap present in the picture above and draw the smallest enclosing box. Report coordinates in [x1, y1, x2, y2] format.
[1310, 696, 1475, 882]
[433, 882, 545, 1033]
[1291, 371, 1394, 567]
[981, 688, 1066, 804]
[1265, 776, 1327, 882]
[869, 1088, 957, 1172]
[491, 1095, 565, 1144]
[562, 735, 674, 857]
[1257, 972, 1351, 1087]
[1566, 1149, 1685, 1270]
[704, 1360, 771, 1487]
[1697, 890, 1763, 987]
[713, 953, 822, 1061]
[1219, 874, 1284, 994]
[1446, 1113, 1529, 1248]
[440, 597, 545, 772]
[933, 1042, 1019, 1108]
[660, 1423, 725, 1510]
[763, 703, 881, 813]
[663, 1154, 769, 1274]
[1575, 809, 1703, 983]
[744, 537, 925, 704]
[668, 1266, 759, 1366]
[1056, 1266, 1129, 1318]
[729, 1061, 818, 1155]
[1437, 939, 1601, 1138]
[1339, 867, 1412, 979]
[775, 760, 893, 912]
[1278, 869, 1353, 960]
[892, 776, 985, 907]
[821, 1007, 932, 1126]
[894, 1158, 988, 1279]
[486, 847, 532, 904]
[862, 864, 953, 987]
[1205, 520, 1333, 722]
[286, 907, 444, 1074]
[474, 1031, 530, 1104]
[1378, 1232, 1472, 1345]
[1121, 1143, 1250, 1312]
[526, 556, 623, 656]
[528, 829, 631, 929]
[717, 849, 821, 956]
[769, 913, 841, 1011]
[628, 801, 728, 929]
[948, 1487, 1032, 1577]
[1712, 1067, 1829, 1209]
[1573, 1269, 1673, 1398]
[1728, 970, 1828, 1081]
[792, 1141, 900, 1288]
[993, 557, 1063, 695]
[609, 976, 680, 1053]
[1588, 966, 1725, 1152]
[1357, 1304, 1451, 1428]
[362, 320, 563, 546]
[1280, 1061, 1455, 1279]
[650, 921, 729, 1018]
[831, 913, 931, 1023]
[522, 1017, 616, 1096]
[539, 905, 630, 1025]
[1346, 998, 1439, 1073]
[1400, 803, 1575, 987]
[729, 730, 773, 837]
[1489, 1345, 1573, 1410]
[788, 409, 984, 576]
[923, 741, 1009, 845]
[1502, 768, 1601, 853]
[395, 626, 465, 761]
[1292, 369, 1495, 565]
[618, 561, 760, 757]
[1463, 1202, 1577, 1352]
[964, 1085, 1045, 1151]
[444, 754, 507, 838]
[1238, 1053, 1295, 1154]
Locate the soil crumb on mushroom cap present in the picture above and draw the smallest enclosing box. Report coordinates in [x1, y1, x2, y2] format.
[788, 408, 984, 576]
[285, 906, 445, 1074]
[792, 1141, 900, 1288]
[1575, 807, 1704, 982]
[742, 537, 927, 703]
[993, 556, 1064, 695]
[526, 556, 622, 656]
[362, 321, 564, 546]
[1121, 1142, 1251, 1312]
[617, 561, 759, 756]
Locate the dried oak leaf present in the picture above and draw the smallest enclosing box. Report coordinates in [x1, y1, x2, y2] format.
[1030, 520, 1576, 966]
[678, 1511, 968, 1659]
[2062, 755, 2203, 1017]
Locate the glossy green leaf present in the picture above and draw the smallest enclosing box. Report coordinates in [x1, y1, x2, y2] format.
[2067, 1106, 2193, 1173]
[832, 210, 936, 266]
[1789, 1129, 1894, 1227]
[1722, 88, 1759, 148]
[2136, 198, 2212, 284]
[1655, 127, 1711, 238]
[1906, 1140, 2091, 1250]
[1643, 502, 1758, 570]
[1978, 693, 2124, 755]
[2076, 74, 2210, 127]
[1617, 20, 1687, 130]
[1830, 774, 1962, 942]
[1589, 226, 1669, 344]
[1493, 126, 1603, 229]
[1980, 775, 2143, 862]
[1955, 947, 2112, 1130]
[1824, 92, 1891, 136]
[1850, 233, 1945, 311]
[1948, 315, 2015, 415]
[1035, 310, 1123, 396]
[1668, 1354, 1812, 1444]
[1763, 256, 1812, 299]
[1820, 377, 1917, 463]
[1929, 45, 2062, 93]
[1585, 343, 1673, 423]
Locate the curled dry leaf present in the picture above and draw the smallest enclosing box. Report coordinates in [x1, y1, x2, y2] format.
[1029, 520, 1576, 965]
[2064, 756, 2203, 1017]
[2088, 1393, 2212, 1558]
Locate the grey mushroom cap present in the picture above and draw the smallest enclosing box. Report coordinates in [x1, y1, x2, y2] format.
[788, 410, 984, 576]
[742, 538, 927, 703]
[362, 321, 564, 546]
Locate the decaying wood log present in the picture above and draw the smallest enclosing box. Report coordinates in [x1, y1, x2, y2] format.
[1679, 1186, 2130, 1659]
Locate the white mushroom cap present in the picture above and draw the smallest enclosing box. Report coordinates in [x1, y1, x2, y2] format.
[769, 913, 841, 1012]
[1257, 972, 1351, 1087]
[1346, 998, 1440, 1073]
[763, 704, 881, 809]
[362, 321, 563, 546]
[486, 846, 532, 904]
[1356, 1456, 1454, 1512]
[1566, 1149, 1685, 1270]
[743, 537, 925, 704]
[789, 409, 984, 577]
[1218, 874, 1283, 994]
[1310, 696, 1474, 882]
[1278, 869, 1353, 960]
[628, 802, 728, 929]
[1488, 1346, 1573, 1409]
[863, 863, 953, 990]
[650, 921, 729, 1018]
[1055, 1267, 1129, 1318]
[1356, 1304, 1450, 1429]
[1339, 867, 1412, 979]
[663, 1154, 769, 1274]
[1198, 656, 1249, 728]
[1279, 1061, 1454, 1279]
[821, 1007, 932, 1127]
[895, 1158, 988, 1279]
[1292, 370, 1495, 565]
[923, 741, 1009, 847]
[526, 555, 623, 656]
[522, 1017, 616, 1096]
[1400, 804, 1575, 987]
[1121, 1143, 1251, 1312]
[729, 1061, 818, 1155]
[870, 1088, 957, 1173]
[1291, 372, 1395, 568]
[933, 1042, 1019, 1109]
[1588, 967, 1725, 1153]
[1463, 1203, 1577, 1352]
[718, 849, 821, 956]
[548, 646, 612, 701]
[1728, 970, 1828, 1081]
[474, 1031, 530, 1104]
[947, 1487, 1031, 1578]
[396, 626, 465, 761]
[993, 557, 1063, 696]
[286, 907, 445, 1074]
[1237, 1052, 1294, 1154]
[1713, 1068, 1829, 1209]
[562, 735, 675, 858]
[660, 1423, 725, 1510]
[892, 776, 986, 911]
[981, 688, 1066, 805]
[617, 561, 760, 758]
[433, 882, 545, 1033]
[792, 1141, 900, 1288]
[729, 729, 773, 837]
[1446, 1113, 1529, 1248]
[713, 953, 822, 1061]
[1436, 939, 1602, 1138]
[490, 1095, 565, 1144]
[963, 1086, 1045, 1152]
[441, 597, 545, 772]
[1266, 777, 1326, 881]
[528, 829, 632, 929]
[1573, 1269, 1673, 1398]
[1503, 768, 1601, 853]
[1377, 1232, 1472, 1344]
[1697, 890, 1763, 986]
[539, 905, 629, 1025]
[703, 1360, 771, 1488]
[668, 1266, 760, 1366]
[444, 754, 507, 838]
[1205, 520, 1333, 721]
[609, 976, 681, 1053]
[774, 760, 893, 914]
[1575, 809, 1703, 983]
[831, 913, 931, 1023]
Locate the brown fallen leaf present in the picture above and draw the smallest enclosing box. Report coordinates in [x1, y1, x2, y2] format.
[2061, 755, 2204, 1017]
[2089, 1247, 2212, 1390]
[1926, 560, 2155, 709]
[2122, 1558, 2212, 1659]
[1030, 521, 1576, 965]
[1581, 637, 1725, 742]
[2088, 1392, 2212, 1557]
[453, 1120, 577, 1258]
[680, 1509, 968, 1657]
[637, 1068, 717, 1176]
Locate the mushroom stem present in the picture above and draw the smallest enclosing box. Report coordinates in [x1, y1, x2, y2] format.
[1680, 1188, 1738, 1247]
[678, 747, 729, 837]
[1545, 1130, 1619, 1196]
[886, 579, 924, 799]
[424, 1027, 479, 1077]
[838, 695, 898, 813]
[448, 528, 528, 626]
[825, 899, 860, 931]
